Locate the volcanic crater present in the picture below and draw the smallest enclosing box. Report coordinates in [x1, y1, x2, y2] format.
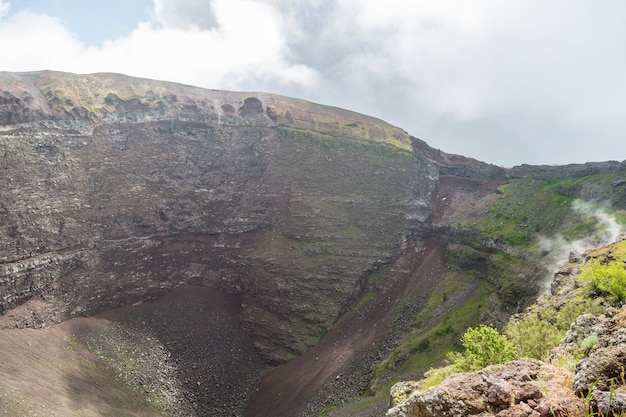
[2, 71, 625, 417]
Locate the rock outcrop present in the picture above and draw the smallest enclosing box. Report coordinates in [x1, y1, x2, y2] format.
[508, 161, 626, 181]
[568, 307, 626, 415]
[387, 304, 626, 417]
[386, 359, 583, 417]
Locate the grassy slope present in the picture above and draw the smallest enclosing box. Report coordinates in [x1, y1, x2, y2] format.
[446, 175, 625, 247]
[365, 172, 626, 403]
[24, 70, 415, 155]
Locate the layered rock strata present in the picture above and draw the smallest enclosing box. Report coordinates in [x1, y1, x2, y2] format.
[0, 71, 437, 364]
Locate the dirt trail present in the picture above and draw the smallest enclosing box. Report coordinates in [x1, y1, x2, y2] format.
[245, 238, 446, 417]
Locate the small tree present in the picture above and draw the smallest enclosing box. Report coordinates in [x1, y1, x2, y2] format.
[450, 325, 518, 372]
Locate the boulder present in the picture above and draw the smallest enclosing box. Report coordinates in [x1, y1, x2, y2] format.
[386, 359, 583, 417]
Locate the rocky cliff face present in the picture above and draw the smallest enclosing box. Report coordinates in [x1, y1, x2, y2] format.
[0, 71, 442, 364]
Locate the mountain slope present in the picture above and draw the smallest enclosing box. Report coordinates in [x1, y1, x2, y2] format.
[386, 239, 626, 417]
[0, 71, 625, 417]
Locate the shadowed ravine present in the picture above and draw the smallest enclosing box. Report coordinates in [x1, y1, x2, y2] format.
[245, 238, 445, 417]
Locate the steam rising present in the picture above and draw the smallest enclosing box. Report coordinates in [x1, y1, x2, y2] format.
[538, 200, 624, 288]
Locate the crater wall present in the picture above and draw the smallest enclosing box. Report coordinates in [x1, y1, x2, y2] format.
[0, 71, 435, 363]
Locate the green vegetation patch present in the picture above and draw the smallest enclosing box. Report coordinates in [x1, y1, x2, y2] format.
[505, 297, 603, 360]
[277, 125, 412, 156]
[417, 325, 518, 390]
[344, 267, 390, 319]
[471, 179, 572, 245]
[338, 223, 365, 239]
[370, 273, 497, 394]
[552, 172, 626, 210]
[610, 239, 626, 260]
[578, 253, 626, 304]
[445, 241, 542, 310]
[0, 383, 33, 417]
[449, 324, 518, 372]
[282, 100, 414, 152]
[36, 71, 170, 115]
[457, 174, 626, 248]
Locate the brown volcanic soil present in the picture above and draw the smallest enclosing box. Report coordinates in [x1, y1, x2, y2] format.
[0, 240, 445, 417]
[245, 238, 446, 417]
[0, 285, 263, 417]
[431, 175, 505, 225]
[0, 321, 166, 417]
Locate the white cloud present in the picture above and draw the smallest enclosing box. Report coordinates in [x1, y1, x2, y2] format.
[0, 1, 9, 18]
[0, 0, 317, 90]
[1, 0, 626, 166]
[299, 0, 626, 124]
[266, 0, 626, 165]
[0, 11, 86, 71]
[153, 0, 216, 30]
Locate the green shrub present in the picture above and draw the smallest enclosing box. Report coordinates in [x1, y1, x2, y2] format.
[554, 299, 604, 331]
[505, 313, 561, 360]
[580, 335, 599, 357]
[578, 258, 626, 303]
[450, 325, 518, 372]
[505, 299, 603, 360]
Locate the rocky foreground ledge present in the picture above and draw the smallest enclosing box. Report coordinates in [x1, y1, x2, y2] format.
[387, 305, 626, 417]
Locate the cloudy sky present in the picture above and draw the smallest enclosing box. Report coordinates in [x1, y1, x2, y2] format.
[1, 0, 625, 167]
